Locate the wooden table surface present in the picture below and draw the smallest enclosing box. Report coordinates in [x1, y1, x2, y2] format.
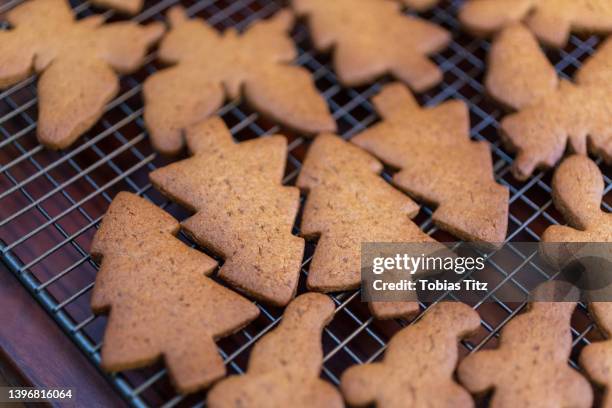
[0, 262, 126, 408]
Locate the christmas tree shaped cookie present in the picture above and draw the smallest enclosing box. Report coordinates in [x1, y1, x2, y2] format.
[458, 282, 592, 407]
[150, 117, 304, 307]
[352, 83, 509, 245]
[0, 0, 163, 149]
[460, 0, 612, 47]
[91, 192, 259, 393]
[341, 302, 479, 408]
[298, 134, 445, 319]
[207, 293, 343, 408]
[291, 0, 450, 91]
[144, 7, 335, 155]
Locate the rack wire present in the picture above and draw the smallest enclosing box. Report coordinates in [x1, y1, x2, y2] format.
[1, 0, 611, 406]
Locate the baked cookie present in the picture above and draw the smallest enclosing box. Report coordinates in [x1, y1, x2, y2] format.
[458, 281, 593, 408]
[540, 155, 611, 290]
[291, 0, 450, 91]
[459, 0, 612, 47]
[297, 133, 445, 320]
[91, 0, 143, 15]
[581, 302, 612, 408]
[352, 83, 509, 246]
[487, 24, 612, 180]
[149, 117, 304, 307]
[144, 7, 335, 155]
[207, 293, 343, 408]
[0, 0, 163, 149]
[541, 158, 612, 404]
[341, 302, 479, 408]
[486, 23, 559, 111]
[542, 155, 612, 244]
[91, 192, 259, 394]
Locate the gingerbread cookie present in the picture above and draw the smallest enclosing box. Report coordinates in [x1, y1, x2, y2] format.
[459, 0, 612, 47]
[581, 302, 612, 408]
[291, 0, 450, 91]
[297, 133, 444, 320]
[341, 302, 479, 408]
[207, 293, 343, 408]
[458, 281, 593, 408]
[486, 23, 559, 111]
[543, 158, 610, 385]
[91, 0, 143, 15]
[496, 30, 612, 179]
[91, 192, 259, 394]
[0, 0, 163, 150]
[542, 155, 612, 244]
[352, 83, 509, 246]
[144, 7, 334, 155]
[150, 117, 304, 307]
[540, 156, 611, 279]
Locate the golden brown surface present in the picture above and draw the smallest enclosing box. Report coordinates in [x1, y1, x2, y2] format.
[0, 0, 163, 149]
[90, 192, 259, 394]
[207, 293, 343, 408]
[581, 303, 612, 408]
[542, 155, 612, 244]
[144, 6, 334, 155]
[499, 34, 612, 180]
[458, 283, 593, 408]
[353, 83, 509, 245]
[150, 117, 304, 306]
[460, 0, 612, 47]
[341, 302, 480, 408]
[292, 0, 450, 91]
[297, 133, 442, 319]
[486, 24, 558, 110]
[540, 155, 612, 277]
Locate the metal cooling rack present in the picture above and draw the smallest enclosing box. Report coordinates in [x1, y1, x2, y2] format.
[1, 0, 611, 406]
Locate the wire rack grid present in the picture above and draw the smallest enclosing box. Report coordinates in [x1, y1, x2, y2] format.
[0, 0, 611, 407]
